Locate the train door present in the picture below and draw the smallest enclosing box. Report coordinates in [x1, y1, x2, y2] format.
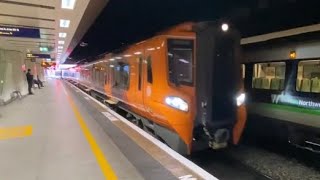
[135, 56, 145, 111]
[141, 51, 155, 119]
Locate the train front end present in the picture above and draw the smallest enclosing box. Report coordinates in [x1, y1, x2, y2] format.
[192, 22, 247, 150]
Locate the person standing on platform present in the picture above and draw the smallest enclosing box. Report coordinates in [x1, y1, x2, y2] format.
[26, 69, 34, 95]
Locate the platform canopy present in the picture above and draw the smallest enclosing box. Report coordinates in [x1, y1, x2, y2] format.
[0, 0, 109, 63]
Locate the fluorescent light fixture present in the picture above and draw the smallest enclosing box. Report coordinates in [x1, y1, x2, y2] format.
[109, 65, 115, 68]
[124, 54, 131, 57]
[59, 32, 67, 38]
[147, 48, 155, 51]
[61, 0, 76, 9]
[58, 46, 63, 49]
[115, 56, 122, 59]
[60, 19, 70, 28]
[57, 49, 62, 53]
[58, 41, 65, 45]
[109, 58, 115, 61]
[134, 51, 142, 55]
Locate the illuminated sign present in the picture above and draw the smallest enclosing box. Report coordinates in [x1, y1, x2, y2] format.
[0, 26, 40, 38]
[26, 53, 50, 59]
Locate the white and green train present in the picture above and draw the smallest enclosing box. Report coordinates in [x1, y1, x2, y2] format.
[241, 24, 320, 152]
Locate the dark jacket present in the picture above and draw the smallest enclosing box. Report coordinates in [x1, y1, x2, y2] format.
[26, 72, 33, 83]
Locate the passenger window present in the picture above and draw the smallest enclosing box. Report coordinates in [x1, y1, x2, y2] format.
[241, 64, 245, 79]
[168, 39, 194, 85]
[114, 62, 130, 90]
[252, 62, 286, 90]
[296, 60, 320, 93]
[147, 56, 153, 84]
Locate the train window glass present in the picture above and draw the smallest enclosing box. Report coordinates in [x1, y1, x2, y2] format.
[167, 39, 194, 86]
[241, 64, 245, 79]
[114, 63, 130, 90]
[296, 60, 320, 93]
[252, 62, 286, 90]
[147, 56, 153, 84]
[138, 57, 142, 90]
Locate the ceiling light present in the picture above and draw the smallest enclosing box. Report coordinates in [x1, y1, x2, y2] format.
[60, 19, 70, 28]
[59, 32, 67, 38]
[109, 58, 115, 61]
[39, 47, 48, 52]
[134, 51, 142, 55]
[58, 41, 65, 45]
[57, 49, 62, 53]
[115, 57, 122, 59]
[58, 46, 63, 49]
[61, 0, 76, 9]
[124, 54, 131, 57]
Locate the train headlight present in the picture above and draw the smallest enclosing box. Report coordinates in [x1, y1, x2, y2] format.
[236, 93, 246, 106]
[165, 96, 189, 112]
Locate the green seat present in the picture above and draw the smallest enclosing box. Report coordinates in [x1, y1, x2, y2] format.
[311, 78, 320, 93]
[270, 78, 280, 90]
[261, 78, 270, 89]
[301, 78, 311, 92]
[296, 79, 301, 91]
[254, 78, 262, 89]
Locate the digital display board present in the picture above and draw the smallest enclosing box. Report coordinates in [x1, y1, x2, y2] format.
[0, 26, 40, 38]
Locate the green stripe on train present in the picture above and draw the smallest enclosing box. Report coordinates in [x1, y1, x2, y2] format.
[259, 103, 320, 116]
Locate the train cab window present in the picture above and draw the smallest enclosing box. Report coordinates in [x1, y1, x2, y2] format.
[167, 39, 194, 86]
[296, 60, 320, 93]
[252, 62, 286, 90]
[114, 63, 130, 90]
[147, 56, 153, 84]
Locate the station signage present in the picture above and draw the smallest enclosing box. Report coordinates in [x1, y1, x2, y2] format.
[26, 53, 51, 59]
[0, 26, 40, 38]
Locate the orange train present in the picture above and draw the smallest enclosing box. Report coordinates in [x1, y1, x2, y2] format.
[64, 22, 247, 155]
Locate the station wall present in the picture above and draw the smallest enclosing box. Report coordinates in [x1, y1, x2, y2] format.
[0, 49, 28, 104]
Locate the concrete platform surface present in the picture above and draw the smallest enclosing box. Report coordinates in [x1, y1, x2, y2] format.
[0, 79, 214, 180]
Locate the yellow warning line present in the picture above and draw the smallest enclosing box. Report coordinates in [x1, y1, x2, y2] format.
[0, 125, 32, 140]
[65, 85, 117, 180]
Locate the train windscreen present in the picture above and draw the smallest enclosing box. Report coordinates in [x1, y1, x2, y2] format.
[167, 39, 194, 86]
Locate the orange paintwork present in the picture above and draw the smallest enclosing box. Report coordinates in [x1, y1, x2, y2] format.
[76, 22, 246, 153]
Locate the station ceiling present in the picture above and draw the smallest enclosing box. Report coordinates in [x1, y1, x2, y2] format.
[68, 0, 320, 64]
[0, 0, 109, 63]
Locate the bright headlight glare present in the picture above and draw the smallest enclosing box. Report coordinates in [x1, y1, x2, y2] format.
[165, 96, 188, 112]
[236, 93, 246, 106]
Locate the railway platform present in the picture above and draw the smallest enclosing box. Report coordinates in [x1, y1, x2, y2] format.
[0, 78, 216, 180]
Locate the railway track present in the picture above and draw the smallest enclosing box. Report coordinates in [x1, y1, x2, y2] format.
[188, 149, 272, 180]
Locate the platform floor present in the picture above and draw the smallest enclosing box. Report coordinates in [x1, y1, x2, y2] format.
[0, 79, 212, 180]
